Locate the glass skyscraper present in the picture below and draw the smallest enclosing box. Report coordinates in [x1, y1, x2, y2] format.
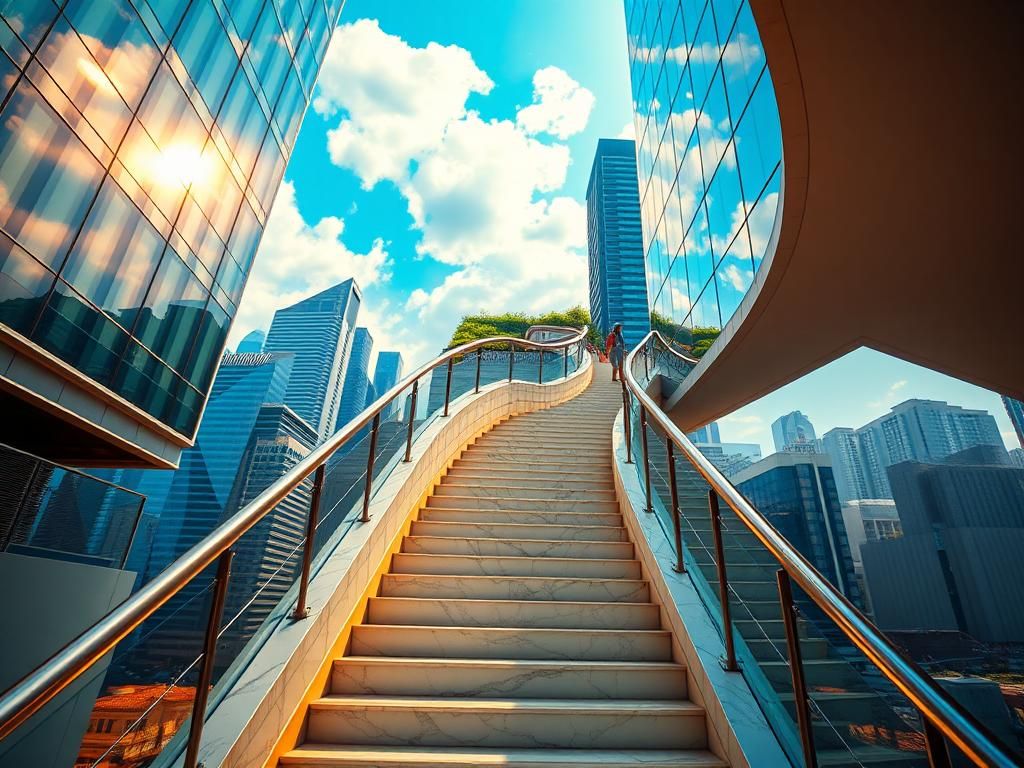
[1002, 395, 1024, 449]
[335, 325, 372, 431]
[264, 279, 361, 441]
[586, 138, 650, 348]
[0, 0, 344, 468]
[625, 0, 781, 355]
[771, 410, 817, 452]
[372, 350, 404, 419]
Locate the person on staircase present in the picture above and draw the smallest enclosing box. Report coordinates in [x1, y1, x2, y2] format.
[605, 323, 625, 382]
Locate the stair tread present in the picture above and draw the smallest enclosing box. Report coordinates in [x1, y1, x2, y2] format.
[334, 656, 682, 670]
[369, 596, 656, 608]
[310, 696, 702, 714]
[394, 553, 638, 567]
[412, 519, 624, 531]
[282, 745, 725, 766]
[358, 624, 669, 636]
[404, 535, 628, 547]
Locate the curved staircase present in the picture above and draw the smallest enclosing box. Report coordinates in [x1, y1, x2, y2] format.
[280, 368, 727, 767]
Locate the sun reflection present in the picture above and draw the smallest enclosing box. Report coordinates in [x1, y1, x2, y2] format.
[148, 143, 213, 189]
[76, 57, 118, 95]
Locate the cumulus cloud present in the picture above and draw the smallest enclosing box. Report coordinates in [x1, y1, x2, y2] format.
[308, 21, 595, 363]
[516, 66, 595, 140]
[868, 379, 909, 410]
[229, 181, 390, 348]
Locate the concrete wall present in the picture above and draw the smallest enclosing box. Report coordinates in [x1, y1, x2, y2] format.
[861, 535, 959, 633]
[0, 553, 136, 768]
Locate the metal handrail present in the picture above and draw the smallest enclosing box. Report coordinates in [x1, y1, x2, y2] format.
[0, 325, 589, 751]
[623, 330, 1018, 768]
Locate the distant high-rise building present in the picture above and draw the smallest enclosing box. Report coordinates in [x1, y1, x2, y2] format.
[821, 427, 883, 503]
[265, 281, 362, 441]
[1010, 448, 1024, 469]
[771, 411, 817, 452]
[586, 138, 650, 348]
[840, 499, 901, 571]
[862, 447, 1024, 642]
[335, 327, 374, 432]
[0, 0, 345, 469]
[732, 453, 861, 605]
[693, 441, 762, 479]
[1002, 396, 1024, 449]
[372, 351, 405, 420]
[236, 330, 267, 354]
[687, 422, 721, 444]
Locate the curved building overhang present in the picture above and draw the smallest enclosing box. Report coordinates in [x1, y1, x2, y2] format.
[664, 0, 1024, 430]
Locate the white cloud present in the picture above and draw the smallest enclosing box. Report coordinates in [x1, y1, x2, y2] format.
[515, 66, 595, 140]
[617, 121, 636, 140]
[309, 21, 595, 364]
[719, 263, 753, 292]
[867, 379, 909, 410]
[229, 181, 390, 348]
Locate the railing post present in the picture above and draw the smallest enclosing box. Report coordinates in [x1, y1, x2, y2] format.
[922, 716, 953, 768]
[666, 439, 685, 572]
[777, 569, 818, 768]
[183, 549, 233, 768]
[644, 342, 650, 379]
[710, 490, 739, 671]
[404, 380, 418, 462]
[291, 464, 325, 620]
[508, 341, 514, 382]
[639, 406, 653, 513]
[361, 413, 380, 523]
[474, 349, 482, 393]
[442, 358, 454, 416]
[621, 379, 633, 464]
[538, 350, 544, 384]
[563, 346, 568, 379]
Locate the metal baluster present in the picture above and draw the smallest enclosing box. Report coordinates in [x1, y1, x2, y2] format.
[538, 350, 544, 384]
[644, 342, 650, 379]
[777, 569, 818, 768]
[621, 380, 633, 464]
[666, 439, 684, 572]
[442, 358, 454, 416]
[508, 341, 514, 382]
[404, 381, 418, 462]
[709, 490, 738, 671]
[563, 346, 568, 379]
[639, 406, 653, 513]
[291, 464, 325, 620]
[474, 349, 482, 393]
[361, 413, 380, 523]
[183, 550, 233, 768]
[922, 717, 953, 768]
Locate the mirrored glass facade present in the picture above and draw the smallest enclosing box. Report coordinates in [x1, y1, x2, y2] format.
[0, 0, 343, 441]
[625, 0, 782, 357]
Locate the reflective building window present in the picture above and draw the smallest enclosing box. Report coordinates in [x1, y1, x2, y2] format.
[0, 0, 346, 441]
[626, 0, 782, 357]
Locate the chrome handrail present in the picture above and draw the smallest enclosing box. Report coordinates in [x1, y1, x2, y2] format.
[623, 330, 1018, 768]
[0, 325, 589, 748]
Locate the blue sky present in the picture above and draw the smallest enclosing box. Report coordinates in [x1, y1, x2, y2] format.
[232, 0, 1018, 454]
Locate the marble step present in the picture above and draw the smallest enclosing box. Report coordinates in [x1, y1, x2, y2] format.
[759, 658, 866, 689]
[445, 468, 612, 484]
[467, 445, 605, 459]
[330, 657, 687, 699]
[349, 625, 673, 661]
[401, 536, 634, 560]
[457, 457, 614, 472]
[441, 474, 615, 491]
[409, 520, 628, 542]
[420, 507, 621, 528]
[431, 484, 618, 501]
[476, 437, 611, 449]
[305, 696, 707, 750]
[686, 544, 780, 569]
[723, 599, 781, 622]
[366, 597, 660, 629]
[425, 495, 620, 513]
[695, 560, 778, 582]
[390, 552, 641, 579]
[745, 636, 830, 661]
[280, 745, 726, 767]
[379, 574, 650, 603]
[486, 428, 611, 440]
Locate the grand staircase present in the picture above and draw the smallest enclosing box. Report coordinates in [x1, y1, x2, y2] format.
[280, 369, 727, 767]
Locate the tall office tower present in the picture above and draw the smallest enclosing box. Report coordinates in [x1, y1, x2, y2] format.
[264, 280, 362, 441]
[771, 410, 817, 452]
[821, 427, 880, 503]
[862, 446, 1024, 642]
[335, 327, 373, 432]
[1010, 448, 1024, 469]
[586, 138, 650, 348]
[372, 351, 405, 419]
[220, 403, 316, 659]
[236, 329, 267, 354]
[132, 351, 297, 667]
[732, 453, 861, 606]
[1002, 395, 1024, 449]
[0, 0, 345, 469]
[686, 421, 720, 444]
[856, 399, 1005, 495]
